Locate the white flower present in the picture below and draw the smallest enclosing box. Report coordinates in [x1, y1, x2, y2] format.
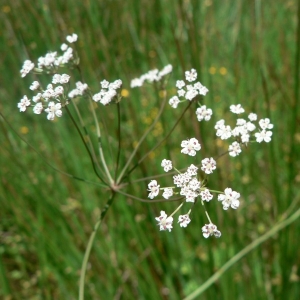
[185, 189, 198, 202]
[177, 89, 186, 97]
[68, 81, 88, 98]
[60, 74, 70, 84]
[216, 124, 232, 140]
[186, 164, 198, 176]
[76, 81, 88, 93]
[66, 33, 78, 43]
[61, 43, 68, 51]
[228, 141, 242, 157]
[230, 104, 245, 114]
[147, 180, 160, 199]
[45, 102, 62, 120]
[162, 188, 173, 199]
[185, 88, 198, 101]
[32, 93, 42, 102]
[20, 60, 34, 77]
[259, 118, 273, 130]
[176, 80, 185, 89]
[100, 89, 117, 105]
[241, 133, 250, 143]
[181, 138, 201, 156]
[218, 188, 240, 210]
[38, 52, 57, 68]
[246, 121, 256, 132]
[17, 95, 31, 112]
[201, 157, 217, 174]
[130, 64, 172, 88]
[248, 113, 257, 121]
[255, 130, 273, 143]
[30, 81, 40, 91]
[215, 119, 225, 130]
[109, 79, 122, 90]
[173, 174, 185, 188]
[202, 223, 221, 238]
[200, 189, 213, 201]
[196, 105, 213, 121]
[52, 74, 61, 84]
[161, 159, 172, 172]
[101, 80, 110, 89]
[188, 178, 201, 191]
[33, 102, 43, 114]
[158, 64, 172, 77]
[169, 96, 180, 108]
[185, 68, 197, 82]
[178, 214, 191, 227]
[54, 86, 64, 96]
[130, 78, 143, 88]
[155, 211, 173, 232]
[194, 82, 209, 96]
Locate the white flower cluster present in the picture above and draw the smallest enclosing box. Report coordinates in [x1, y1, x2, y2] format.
[130, 64, 173, 88]
[148, 138, 240, 237]
[215, 104, 274, 157]
[92, 79, 122, 105]
[68, 81, 89, 99]
[20, 60, 35, 78]
[19, 34, 78, 78]
[169, 68, 209, 109]
[17, 73, 72, 120]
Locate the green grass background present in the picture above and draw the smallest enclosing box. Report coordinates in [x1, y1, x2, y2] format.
[1, 0, 300, 299]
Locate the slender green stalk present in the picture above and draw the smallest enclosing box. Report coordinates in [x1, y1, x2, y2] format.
[115, 102, 121, 181]
[65, 105, 108, 185]
[116, 90, 168, 184]
[79, 192, 116, 300]
[123, 101, 193, 181]
[71, 99, 105, 177]
[88, 98, 114, 185]
[183, 206, 300, 300]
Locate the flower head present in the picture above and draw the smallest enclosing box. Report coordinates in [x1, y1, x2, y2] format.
[202, 223, 221, 238]
[17, 95, 31, 112]
[161, 159, 172, 172]
[178, 214, 191, 227]
[20, 60, 34, 77]
[169, 96, 180, 108]
[196, 105, 213, 122]
[162, 188, 173, 199]
[147, 180, 160, 199]
[155, 211, 173, 232]
[230, 104, 245, 114]
[45, 102, 62, 120]
[228, 141, 242, 157]
[218, 188, 240, 210]
[200, 189, 213, 201]
[201, 157, 217, 174]
[255, 130, 273, 143]
[181, 138, 201, 156]
[185, 68, 197, 82]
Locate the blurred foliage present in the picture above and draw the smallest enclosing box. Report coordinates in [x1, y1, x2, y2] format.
[0, 0, 300, 299]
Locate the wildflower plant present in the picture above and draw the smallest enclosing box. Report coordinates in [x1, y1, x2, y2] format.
[13, 34, 273, 299]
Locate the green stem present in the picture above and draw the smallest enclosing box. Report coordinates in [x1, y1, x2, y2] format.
[123, 101, 193, 181]
[79, 192, 116, 300]
[183, 206, 300, 300]
[115, 102, 122, 181]
[116, 91, 168, 184]
[88, 98, 114, 184]
[65, 105, 108, 185]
